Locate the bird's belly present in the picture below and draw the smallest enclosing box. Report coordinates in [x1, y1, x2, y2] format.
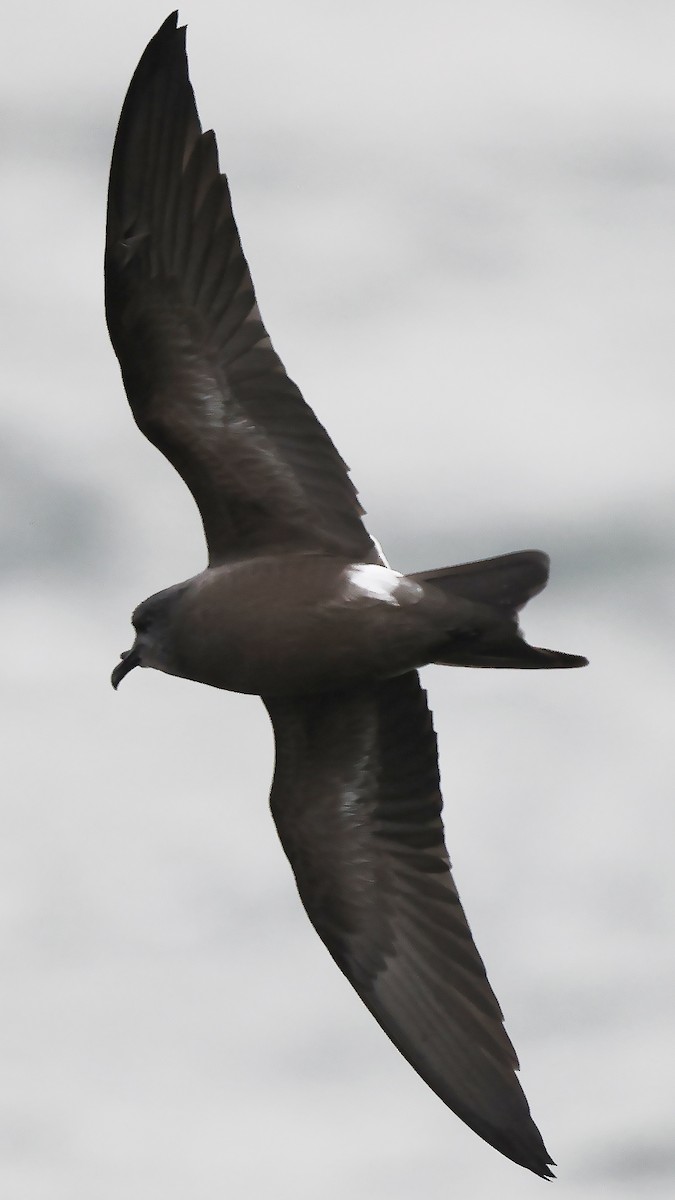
[171, 557, 446, 696]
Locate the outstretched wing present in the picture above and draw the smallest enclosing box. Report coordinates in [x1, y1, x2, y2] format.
[106, 13, 377, 566]
[265, 671, 555, 1178]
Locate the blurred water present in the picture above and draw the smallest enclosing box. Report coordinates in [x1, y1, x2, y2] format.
[2, 2, 674, 1197]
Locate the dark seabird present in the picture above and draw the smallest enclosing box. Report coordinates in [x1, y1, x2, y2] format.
[106, 13, 587, 1179]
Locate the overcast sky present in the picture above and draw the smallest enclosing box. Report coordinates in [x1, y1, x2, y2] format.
[2, 2, 674, 1198]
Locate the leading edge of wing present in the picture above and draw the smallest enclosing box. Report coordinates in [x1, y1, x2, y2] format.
[265, 671, 555, 1178]
[105, 13, 377, 565]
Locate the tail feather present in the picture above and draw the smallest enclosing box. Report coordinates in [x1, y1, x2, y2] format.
[411, 550, 588, 671]
[411, 549, 550, 611]
[434, 640, 588, 671]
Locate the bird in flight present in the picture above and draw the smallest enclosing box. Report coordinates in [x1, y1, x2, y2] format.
[106, 12, 586, 1179]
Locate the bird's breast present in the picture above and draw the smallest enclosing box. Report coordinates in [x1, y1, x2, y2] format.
[169, 555, 446, 697]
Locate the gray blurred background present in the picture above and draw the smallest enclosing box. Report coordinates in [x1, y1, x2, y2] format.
[2, 1, 674, 1196]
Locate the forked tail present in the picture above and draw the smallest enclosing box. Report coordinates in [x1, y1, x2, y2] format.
[410, 550, 588, 670]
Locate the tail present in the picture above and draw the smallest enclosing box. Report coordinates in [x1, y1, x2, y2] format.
[410, 550, 588, 670]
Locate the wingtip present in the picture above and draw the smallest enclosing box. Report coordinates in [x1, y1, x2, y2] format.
[522, 1158, 556, 1181]
[155, 11, 181, 37]
[463, 1102, 557, 1179]
[144, 10, 186, 63]
[538, 1156, 557, 1181]
[536, 1164, 557, 1182]
[483, 1120, 557, 1179]
[528, 1144, 557, 1181]
[449, 1095, 557, 1178]
[126, 11, 187, 85]
[106, 9, 194, 252]
[111, 10, 188, 139]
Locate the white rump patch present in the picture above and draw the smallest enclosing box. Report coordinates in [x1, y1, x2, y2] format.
[345, 564, 415, 607]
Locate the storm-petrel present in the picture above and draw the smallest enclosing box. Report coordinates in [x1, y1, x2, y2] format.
[106, 12, 586, 1178]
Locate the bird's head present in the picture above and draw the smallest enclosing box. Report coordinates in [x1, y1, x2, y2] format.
[111, 583, 188, 689]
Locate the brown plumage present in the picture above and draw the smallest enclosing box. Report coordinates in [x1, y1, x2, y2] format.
[106, 12, 587, 1178]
